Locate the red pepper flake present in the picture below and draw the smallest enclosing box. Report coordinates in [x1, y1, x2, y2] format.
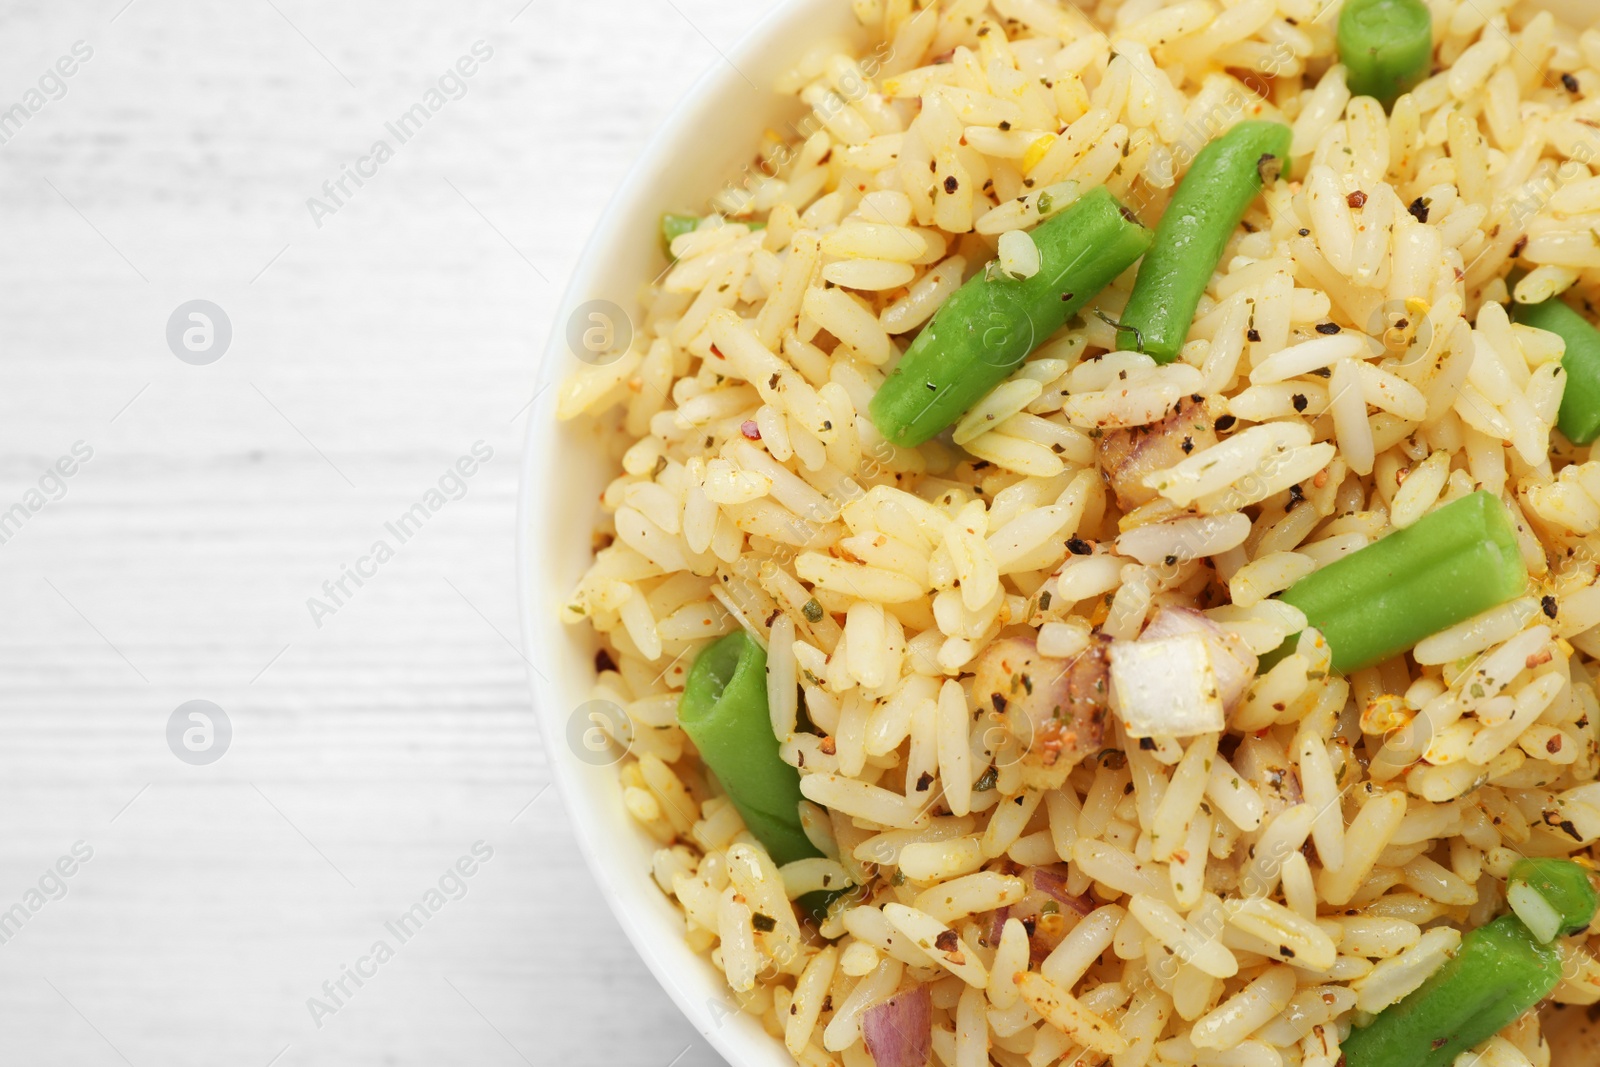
[740, 420, 762, 440]
[1347, 190, 1368, 209]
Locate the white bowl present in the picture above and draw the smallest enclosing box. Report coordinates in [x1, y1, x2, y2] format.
[518, 2, 860, 1064]
[518, 2, 1598, 1064]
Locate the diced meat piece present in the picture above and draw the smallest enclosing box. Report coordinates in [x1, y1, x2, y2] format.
[1096, 395, 1217, 510]
[973, 635, 1112, 790]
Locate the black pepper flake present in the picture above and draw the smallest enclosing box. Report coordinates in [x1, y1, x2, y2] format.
[1563, 72, 1581, 93]
[1139, 737, 1157, 750]
[1311, 366, 1332, 378]
[1181, 436, 1195, 454]
[1292, 393, 1309, 413]
[934, 930, 960, 952]
[916, 771, 935, 792]
[1543, 595, 1559, 619]
[1215, 414, 1238, 432]
[1513, 235, 1529, 258]
[999, 120, 1011, 131]
[1298, 227, 1311, 236]
[1247, 328, 1262, 342]
[594, 649, 618, 674]
[1316, 322, 1342, 335]
[1287, 484, 1306, 510]
[1408, 196, 1431, 223]
[943, 175, 959, 194]
[1066, 537, 1093, 555]
[752, 913, 777, 933]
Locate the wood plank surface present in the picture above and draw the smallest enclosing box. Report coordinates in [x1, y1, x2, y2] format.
[0, 0, 780, 1062]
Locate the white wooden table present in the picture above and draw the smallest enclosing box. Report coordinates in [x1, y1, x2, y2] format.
[0, 0, 777, 1062]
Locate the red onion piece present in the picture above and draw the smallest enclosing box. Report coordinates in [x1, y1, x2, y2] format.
[988, 904, 1011, 946]
[1026, 867, 1093, 915]
[861, 985, 932, 1067]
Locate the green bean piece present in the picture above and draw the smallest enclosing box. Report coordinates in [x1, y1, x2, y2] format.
[678, 630, 818, 867]
[869, 186, 1152, 448]
[1509, 857, 1599, 943]
[1116, 120, 1292, 363]
[1511, 296, 1600, 445]
[661, 212, 701, 258]
[1338, 0, 1434, 109]
[1341, 915, 1562, 1067]
[1278, 491, 1527, 673]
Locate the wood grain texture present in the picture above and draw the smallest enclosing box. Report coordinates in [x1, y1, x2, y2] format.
[0, 0, 779, 1063]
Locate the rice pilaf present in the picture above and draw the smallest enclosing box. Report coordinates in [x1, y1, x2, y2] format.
[557, 2, 1600, 1065]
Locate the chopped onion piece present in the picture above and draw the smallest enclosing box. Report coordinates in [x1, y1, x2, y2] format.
[1027, 866, 1093, 913]
[861, 985, 932, 1067]
[1109, 632, 1225, 738]
[1141, 606, 1258, 710]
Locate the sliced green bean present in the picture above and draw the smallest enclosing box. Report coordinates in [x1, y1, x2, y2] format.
[1512, 296, 1600, 445]
[1278, 491, 1527, 673]
[1342, 914, 1562, 1067]
[1338, 0, 1435, 109]
[1509, 857, 1599, 942]
[1116, 120, 1292, 364]
[869, 186, 1152, 448]
[678, 629, 817, 866]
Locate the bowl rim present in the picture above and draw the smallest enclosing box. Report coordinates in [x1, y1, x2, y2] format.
[516, 1, 856, 1064]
